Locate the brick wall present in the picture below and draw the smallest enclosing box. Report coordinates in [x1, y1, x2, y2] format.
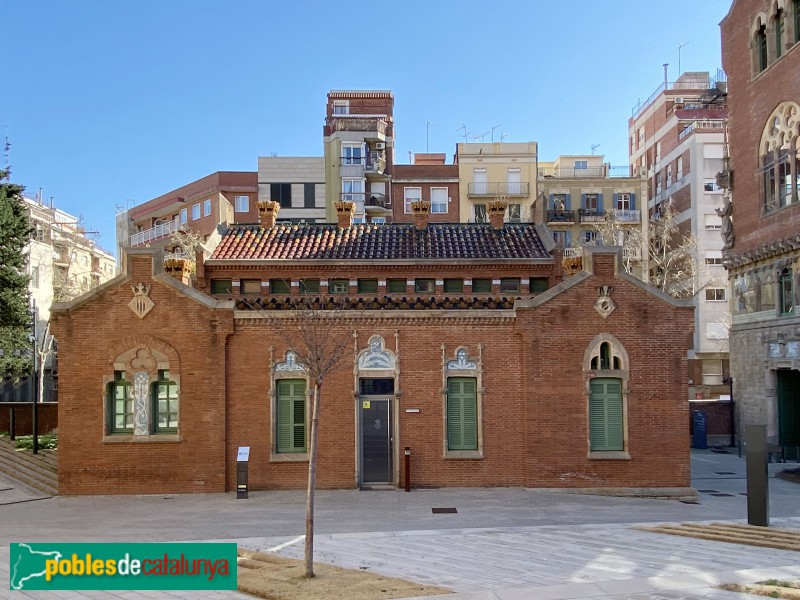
[0, 403, 58, 436]
[51, 249, 693, 495]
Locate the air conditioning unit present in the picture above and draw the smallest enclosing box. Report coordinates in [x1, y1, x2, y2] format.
[638, 166, 648, 177]
[674, 97, 684, 104]
[375, 142, 385, 150]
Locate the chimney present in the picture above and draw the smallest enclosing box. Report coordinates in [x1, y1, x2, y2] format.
[164, 258, 192, 286]
[411, 200, 431, 230]
[257, 200, 280, 228]
[487, 199, 508, 229]
[334, 200, 356, 228]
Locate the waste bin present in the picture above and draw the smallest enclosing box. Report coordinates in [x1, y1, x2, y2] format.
[692, 410, 708, 449]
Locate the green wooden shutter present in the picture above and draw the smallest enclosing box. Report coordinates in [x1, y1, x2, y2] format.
[447, 378, 478, 451]
[589, 378, 623, 451]
[277, 379, 306, 452]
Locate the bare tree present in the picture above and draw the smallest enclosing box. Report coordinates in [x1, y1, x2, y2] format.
[592, 201, 711, 299]
[257, 297, 353, 578]
[646, 202, 701, 298]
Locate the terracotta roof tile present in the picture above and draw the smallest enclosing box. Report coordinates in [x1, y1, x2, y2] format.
[210, 223, 549, 261]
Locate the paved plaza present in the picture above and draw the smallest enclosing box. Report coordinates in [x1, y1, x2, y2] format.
[1, 449, 799, 599]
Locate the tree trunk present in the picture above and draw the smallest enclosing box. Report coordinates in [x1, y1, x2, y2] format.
[304, 379, 322, 578]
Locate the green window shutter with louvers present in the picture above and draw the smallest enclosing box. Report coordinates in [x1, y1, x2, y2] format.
[589, 378, 623, 451]
[447, 377, 478, 451]
[277, 379, 306, 452]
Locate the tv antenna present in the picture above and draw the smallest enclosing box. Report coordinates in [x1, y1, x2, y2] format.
[491, 124, 502, 142]
[591, 143, 601, 155]
[500, 132, 508, 142]
[457, 124, 470, 143]
[3, 128, 10, 179]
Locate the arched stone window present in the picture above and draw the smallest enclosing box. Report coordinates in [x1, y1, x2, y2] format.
[104, 339, 180, 439]
[775, 7, 786, 58]
[442, 345, 483, 458]
[759, 102, 800, 214]
[271, 350, 309, 458]
[584, 334, 630, 459]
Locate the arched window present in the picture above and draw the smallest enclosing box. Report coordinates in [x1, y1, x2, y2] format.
[757, 24, 768, 71]
[584, 335, 629, 457]
[776, 8, 786, 58]
[759, 102, 800, 214]
[794, 0, 800, 43]
[779, 268, 795, 316]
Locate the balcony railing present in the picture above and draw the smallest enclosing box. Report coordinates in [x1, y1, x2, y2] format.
[327, 117, 388, 135]
[364, 152, 387, 174]
[579, 208, 606, 222]
[547, 209, 576, 223]
[678, 119, 726, 141]
[538, 165, 632, 178]
[563, 247, 582, 257]
[130, 219, 181, 247]
[617, 209, 641, 222]
[467, 182, 530, 196]
[561, 246, 642, 260]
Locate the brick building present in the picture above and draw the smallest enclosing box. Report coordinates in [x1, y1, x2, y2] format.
[720, 0, 800, 448]
[51, 201, 694, 496]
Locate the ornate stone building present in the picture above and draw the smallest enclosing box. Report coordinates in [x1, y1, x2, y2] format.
[721, 0, 800, 450]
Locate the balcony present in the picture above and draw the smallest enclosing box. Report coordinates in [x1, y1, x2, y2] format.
[624, 247, 642, 261]
[563, 247, 582, 258]
[364, 152, 387, 176]
[611, 209, 641, 223]
[538, 165, 632, 178]
[130, 219, 181, 247]
[364, 194, 391, 217]
[547, 209, 576, 223]
[678, 119, 726, 141]
[327, 117, 388, 139]
[579, 209, 606, 223]
[467, 182, 530, 197]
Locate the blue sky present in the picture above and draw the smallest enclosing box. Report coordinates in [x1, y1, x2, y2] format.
[4, 0, 731, 253]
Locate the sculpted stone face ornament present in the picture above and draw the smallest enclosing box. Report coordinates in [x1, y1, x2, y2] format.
[594, 285, 616, 319]
[129, 283, 155, 319]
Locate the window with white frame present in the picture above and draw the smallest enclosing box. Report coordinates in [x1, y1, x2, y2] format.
[616, 193, 631, 210]
[676, 156, 683, 179]
[332, 100, 349, 115]
[574, 160, 588, 170]
[403, 187, 422, 213]
[655, 142, 661, 163]
[234, 195, 249, 212]
[342, 179, 364, 204]
[583, 230, 598, 244]
[342, 142, 363, 165]
[203, 198, 211, 217]
[666, 164, 673, 187]
[180, 208, 188, 224]
[704, 214, 722, 230]
[430, 187, 448, 213]
[191, 203, 200, 220]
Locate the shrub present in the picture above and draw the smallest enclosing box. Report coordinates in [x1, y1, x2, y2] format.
[14, 433, 58, 450]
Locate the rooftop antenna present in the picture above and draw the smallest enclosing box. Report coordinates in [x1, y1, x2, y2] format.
[2, 129, 10, 180]
[426, 121, 431, 153]
[457, 124, 470, 143]
[591, 143, 601, 155]
[491, 124, 502, 142]
[500, 132, 508, 142]
[475, 130, 490, 142]
[678, 41, 689, 76]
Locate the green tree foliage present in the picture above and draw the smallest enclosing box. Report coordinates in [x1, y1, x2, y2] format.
[0, 170, 33, 377]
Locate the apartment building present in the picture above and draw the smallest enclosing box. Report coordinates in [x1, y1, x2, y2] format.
[720, 0, 800, 448]
[455, 142, 537, 224]
[323, 90, 395, 224]
[629, 71, 730, 401]
[391, 153, 459, 224]
[258, 157, 326, 223]
[535, 155, 649, 282]
[115, 171, 258, 259]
